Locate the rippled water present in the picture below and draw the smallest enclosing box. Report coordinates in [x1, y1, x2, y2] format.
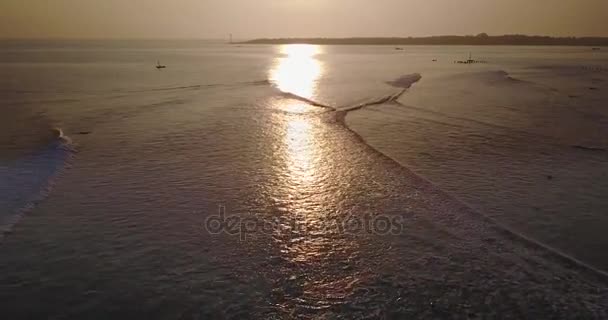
[1, 41, 607, 318]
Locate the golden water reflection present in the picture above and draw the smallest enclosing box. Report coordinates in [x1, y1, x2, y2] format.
[267, 45, 360, 310]
[285, 118, 316, 185]
[269, 44, 323, 102]
[270, 44, 326, 195]
[272, 45, 326, 211]
[280, 114, 336, 265]
[268, 45, 331, 265]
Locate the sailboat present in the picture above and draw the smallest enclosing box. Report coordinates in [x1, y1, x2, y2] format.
[156, 61, 166, 69]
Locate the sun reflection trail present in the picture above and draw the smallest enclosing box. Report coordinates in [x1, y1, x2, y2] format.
[268, 44, 331, 263]
[285, 118, 315, 184]
[266, 44, 361, 312]
[269, 44, 323, 113]
[268, 44, 325, 202]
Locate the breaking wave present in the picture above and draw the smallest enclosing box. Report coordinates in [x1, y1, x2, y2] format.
[386, 73, 422, 88]
[339, 73, 422, 113]
[275, 91, 335, 110]
[0, 129, 76, 239]
[270, 73, 422, 113]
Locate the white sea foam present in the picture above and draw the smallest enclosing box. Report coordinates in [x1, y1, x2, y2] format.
[0, 130, 75, 238]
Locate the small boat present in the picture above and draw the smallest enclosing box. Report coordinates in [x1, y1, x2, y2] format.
[156, 61, 166, 69]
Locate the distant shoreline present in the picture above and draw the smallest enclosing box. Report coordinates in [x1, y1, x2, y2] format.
[240, 34, 608, 46]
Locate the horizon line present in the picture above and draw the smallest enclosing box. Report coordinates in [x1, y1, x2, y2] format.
[2, 33, 608, 42]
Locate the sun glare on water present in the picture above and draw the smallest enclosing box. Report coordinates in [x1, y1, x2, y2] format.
[266, 45, 356, 275]
[269, 44, 323, 101]
[269, 44, 326, 192]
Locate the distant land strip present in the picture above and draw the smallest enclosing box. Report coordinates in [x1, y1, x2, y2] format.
[240, 34, 608, 46]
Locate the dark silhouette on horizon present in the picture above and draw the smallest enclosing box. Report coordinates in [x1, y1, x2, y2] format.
[242, 33, 608, 46]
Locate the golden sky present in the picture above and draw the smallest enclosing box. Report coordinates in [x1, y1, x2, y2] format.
[2, 0, 607, 39]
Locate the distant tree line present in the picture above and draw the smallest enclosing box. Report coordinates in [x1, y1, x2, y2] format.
[242, 34, 608, 46]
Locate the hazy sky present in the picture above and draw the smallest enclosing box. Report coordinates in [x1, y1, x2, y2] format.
[2, 0, 608, 39]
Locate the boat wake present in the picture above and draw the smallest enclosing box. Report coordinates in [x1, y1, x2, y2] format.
[275, 91, 335, 110]
[269, 71, 608, 280]
[270, 73, 422, 114]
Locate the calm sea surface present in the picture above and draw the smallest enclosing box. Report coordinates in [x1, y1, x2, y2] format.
[1, 40, 608, 318]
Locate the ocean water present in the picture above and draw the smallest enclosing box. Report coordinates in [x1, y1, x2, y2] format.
[1, 40, 608, 318]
